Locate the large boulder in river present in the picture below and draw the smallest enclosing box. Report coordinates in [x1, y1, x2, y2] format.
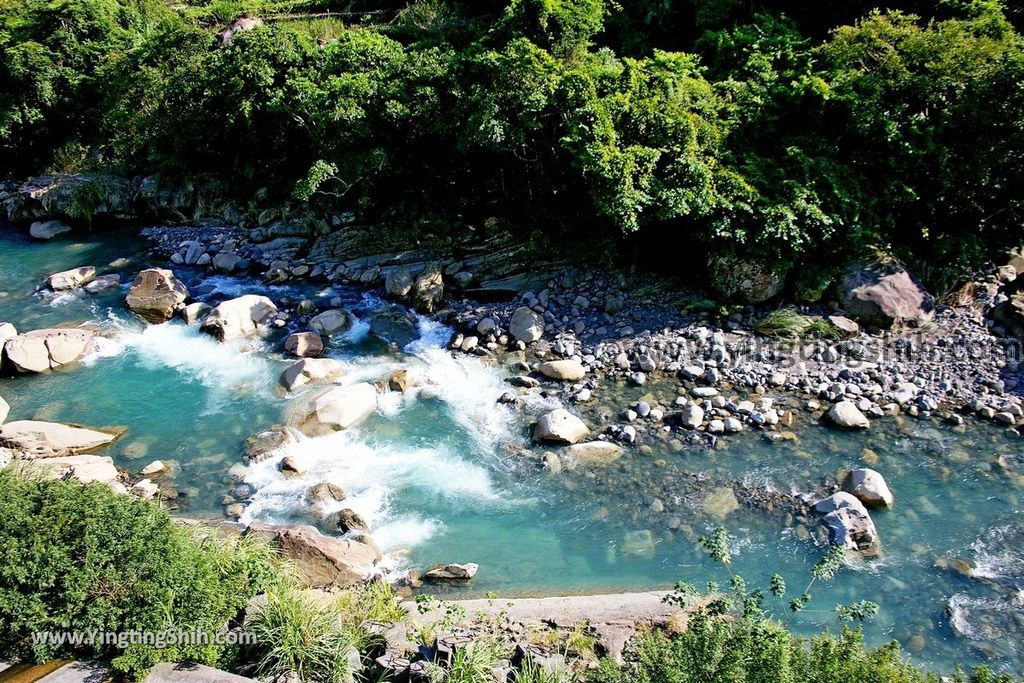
[567, 441, 623, 465]
[308, 309, 352, 338]
[842, 468, 894, 508]
[412, 264, 444, 313]
[825, 401, 870, 429]
[47, 266, 95, 291]
[510, 306, 544, 343]
[3, 328, 94, 373]
[297, 383, 378, 436]
[812, 492, 880, 557]
[284, 331, 323, 358]
[202, 295, 278, 341]
[280, 358, 344, 392]
[384, 268, 414, 299]
[534, 409, 590, 444]
[837, 258, 934, 329]
[126, 268, 189, 323]
[246, 523, 380, 588]
[29, 219, 72, 240]
[0, 420, 119, 456]
[0, 394, 8, 425]
[537, 360, 586, 381]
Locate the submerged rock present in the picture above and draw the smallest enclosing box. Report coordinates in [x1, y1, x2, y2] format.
[370, 309, 420, 348]
[47, 266, 95, 291]
[842, 468, 894, 508]
[567, 441, 624, 466]
[702, 486, 740, 520]
[246, 523, 380, 588]
[126, 268, 189, 323]
[0, 420, 119, 456]
[534, 409, 590, 445]
[202, 294, 278, 341]
[3, 328, 94, 373]
[280, 358, 344, 392]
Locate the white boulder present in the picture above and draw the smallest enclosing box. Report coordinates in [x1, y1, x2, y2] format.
[202, 295, 278, 341]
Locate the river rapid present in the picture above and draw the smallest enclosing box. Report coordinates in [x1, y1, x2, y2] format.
[0, 223, 1022, 676]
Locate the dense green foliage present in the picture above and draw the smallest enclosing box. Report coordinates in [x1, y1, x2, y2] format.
[3, 0, 1024, 287]
[0, 468, 279, 679]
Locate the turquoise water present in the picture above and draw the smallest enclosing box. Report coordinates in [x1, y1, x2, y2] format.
[0, 223, 1022, 676]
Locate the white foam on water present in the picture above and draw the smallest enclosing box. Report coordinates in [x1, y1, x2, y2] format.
[241, 429, 500, 553]
[81, 319, 278, 415]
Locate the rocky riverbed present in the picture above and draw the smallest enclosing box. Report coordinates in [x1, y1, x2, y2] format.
[2, 180, 1024, 674]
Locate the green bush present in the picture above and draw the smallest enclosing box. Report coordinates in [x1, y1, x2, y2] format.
[0, 468, 279, 680]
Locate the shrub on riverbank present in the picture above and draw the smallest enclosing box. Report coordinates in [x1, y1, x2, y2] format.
[0, 468, 279, 679]
[3, 0, 1024, 289]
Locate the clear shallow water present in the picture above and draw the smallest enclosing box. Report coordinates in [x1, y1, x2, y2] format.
[0, 223, 1022, 676]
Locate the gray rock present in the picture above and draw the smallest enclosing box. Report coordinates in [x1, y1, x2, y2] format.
[425, 562, 478, 581]
[29, 219, 72, 240]
[537, 359, 586, 381]
[284, 331, 324, 358]
[842, 468, 894, 508]
[510, 306, 545, 343]
[83, 273, 121, 294]
[534, 409, 590, 444]
[679, 401, 704, 429]
[825, 401, 871, 429]
[385, 268, 414, 299]
[838, 258, 934, 329]
[47, 266, 95, 291]
[813, 492, 880, 557]
[308, 308, 353, 337]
